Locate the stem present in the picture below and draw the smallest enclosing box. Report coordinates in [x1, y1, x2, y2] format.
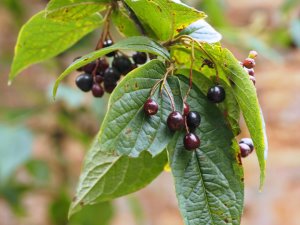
[95, 6, 113, 50]
[184, 40, 195, 102]
[163, 84, 175, 111]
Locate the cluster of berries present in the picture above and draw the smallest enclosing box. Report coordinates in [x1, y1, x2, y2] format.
[144, 99, 201, 150]
[238, 138, 254, 158]
[240, 50, 258, 85]
[75, 39, 148, 97]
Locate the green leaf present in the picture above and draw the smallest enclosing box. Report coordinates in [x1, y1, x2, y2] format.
[93, 60, 182, 157]
[180, 20, 222, 43]
[0, 124, 33, 184]
[111, 6, 141, 37]
[69, 139, 167, 217]
[9, 11, 103, 83]
[46, 0, 108, 20]
[211, 47, 268, 188]
[168, 76, 244, 225]
[124, 0, 206, 41]
[53, 36, 170, 98]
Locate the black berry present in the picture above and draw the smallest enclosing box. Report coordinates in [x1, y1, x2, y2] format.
[183, 103, 190, 116]
[144, 99, 158, 116]
[103, 39, 116, 57]
[112, 55, 133, 74]
[186, 111, 201, 132]
[184, 133, 200, 150]
[239, 138, 254, 152]
[207, 85, 226, 103]
[243, 58, 256, 69]
[239, 143, 251, 158]
[132, 52, 147, 64]
[92, 83, 104, 97]
[103, 67, 121, 83]
[167, 111, 184, 131]
[104, 81, 117, 93]
[75, 73, 93, 92]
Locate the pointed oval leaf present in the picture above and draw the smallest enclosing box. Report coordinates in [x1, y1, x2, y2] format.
[53, 36, 170, 98]
[168, 76, 244, 225]
[9, 11, 103, 83]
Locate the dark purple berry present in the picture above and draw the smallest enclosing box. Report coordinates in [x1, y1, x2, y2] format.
[92, 83, 104, 97]
[239, 138, 254, 152]
[103, 39, 116, 57]
[132, 52, 147, 64]
[103, 67, 121, 83]
[167, 111, 184, 131]
[183, 103, 190, 116]
[246, 68, 255, 76]
[104, 81, 117, 94]
[186, 111, 201, 132]
[95, 74, 104, 83]
[239, 143, 251, 158]
[112, 55, 133, 74]
[82, 61, 97, 74]
[144, 99, 158, 116]
[207, 85, 226, 103]
[75, 73, 93, 92]
[249, 75, 256, 85]
[243, 58, 256, 69]
[184, 133, 200, 150]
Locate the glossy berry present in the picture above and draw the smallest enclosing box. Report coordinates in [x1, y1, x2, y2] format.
[92, 83, 104, 97]
[103, 39, 116, 57]
[186, 111, 201, 132]
[243, 58, 256, 69]
[132, 52, 147, 64]
[239, 143, 251, 158]
[249, 75, 256, 85]
[207, 85, 226, 103]
[144, 99, 158, 116]
[239, 138, 254, 152]
[112, 55, 133, 74]
[75, 73, 93, 92]
[184, 133, 200, 150]
[167, 111, 184, 131]
[248, 50, 258, 59]
[104, 81, 117, 93]
[103, 67, 121, 83]
[183, 103, 190, 116]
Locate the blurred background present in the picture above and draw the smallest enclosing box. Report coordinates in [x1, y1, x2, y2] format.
[0, 0, 300, 224]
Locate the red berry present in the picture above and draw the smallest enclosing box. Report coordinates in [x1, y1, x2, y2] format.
[144, 99, 158, 116]
[183, 103, 190, 116]
[239, 138, 254, 152]
[92, 83, 104, 97]
[167, 111, 184, 131]
[248, 50, 258, 59]
[97, 58, 109, 73]
[239, 143, 251, 158]
[184, 133, 200, 150]
[95, 74, 104, 83]
[246, 68, 255, 76]
[249, 75, 256, 85]
[243, 58, 256, 69]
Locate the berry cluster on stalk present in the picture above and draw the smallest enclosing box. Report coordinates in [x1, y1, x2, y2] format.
[240, 50, 258, 85]
[75, 39, 148, 97]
